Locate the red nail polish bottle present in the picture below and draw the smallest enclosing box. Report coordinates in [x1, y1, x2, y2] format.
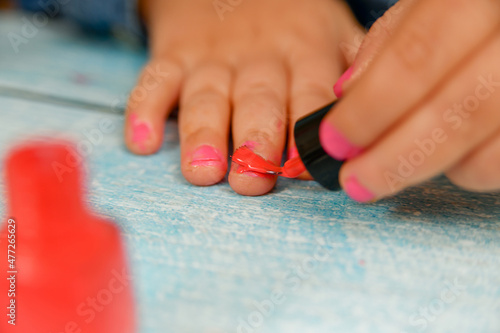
[0, 141, 136, 333]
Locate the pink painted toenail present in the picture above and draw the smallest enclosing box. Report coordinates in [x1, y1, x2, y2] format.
[130, 114, 151, 151]
[190, 145, 225, 167]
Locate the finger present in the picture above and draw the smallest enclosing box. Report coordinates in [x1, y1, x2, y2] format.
[179, 62, 232, 186]
[334, 0, 366, 65]
[124, 58, 184, 155]
[337, 0, 417, 96]
[287, 0, 360, 179]
[446, 130, 500, 192]
[321, 0, 500, 161]
[229, 58, 288, 196]
[288, 51, 339, 180]
[339, 34, 500, 202]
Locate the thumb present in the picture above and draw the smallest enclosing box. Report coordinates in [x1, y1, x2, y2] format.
[335, 0, 417, 98]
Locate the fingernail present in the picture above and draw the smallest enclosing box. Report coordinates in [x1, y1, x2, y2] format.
[333, 66, 353, 98]
[130, 114, 151, 151]
[344, 175, 375, 203]
[190, 145, 224, 167]
[319, 121, 363, 160]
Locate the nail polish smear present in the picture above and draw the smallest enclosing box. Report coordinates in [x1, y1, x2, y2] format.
[288, 146, 299, 160]
[191, 145, 224, 167]
[232, 146, 305, 178]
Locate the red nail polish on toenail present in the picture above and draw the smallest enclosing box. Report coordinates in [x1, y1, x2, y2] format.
[288, 146, 299, 160]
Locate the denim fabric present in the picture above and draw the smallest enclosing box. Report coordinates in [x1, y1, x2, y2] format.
[16, 0, 145, 43]
[345, 0, 399, 28]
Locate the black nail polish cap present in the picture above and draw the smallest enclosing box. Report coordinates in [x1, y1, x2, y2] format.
[294, 101, 343, 191]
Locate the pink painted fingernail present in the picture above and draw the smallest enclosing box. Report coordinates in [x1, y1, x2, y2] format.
[344, 175, 375, 203]
[190, 145, 224, 167]
[130, 114, 151, 151]
[319, 121, 363, 160]
[333, 66, 354, 98]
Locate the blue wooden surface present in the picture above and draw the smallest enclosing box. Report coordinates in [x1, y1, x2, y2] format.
[1, 11, 500, 333]
[0, 12, 146, 109]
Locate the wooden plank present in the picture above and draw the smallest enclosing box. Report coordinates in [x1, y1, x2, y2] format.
[0, 96, 499, 333]
[0, 11, 147, 109]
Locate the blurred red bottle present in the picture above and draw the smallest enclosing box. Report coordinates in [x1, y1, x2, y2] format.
[0, 141, 135, 333]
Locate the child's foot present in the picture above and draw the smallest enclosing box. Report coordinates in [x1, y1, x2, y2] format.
[124, 0, 363, 195]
